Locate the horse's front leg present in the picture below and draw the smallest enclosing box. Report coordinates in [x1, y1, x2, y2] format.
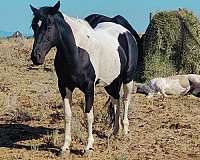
[84, 84, 94, 154]
[59, 84, 73, 154]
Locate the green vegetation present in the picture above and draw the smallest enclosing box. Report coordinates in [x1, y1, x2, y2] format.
[142, 9, 200, 81]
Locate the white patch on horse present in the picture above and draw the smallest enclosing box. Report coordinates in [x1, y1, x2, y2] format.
[93, 22, 130, 84]
[38, 20, 42, 28]
[85, 108, 94, 151]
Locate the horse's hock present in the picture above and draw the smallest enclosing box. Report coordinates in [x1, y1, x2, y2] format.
[142, 9, 200, 81]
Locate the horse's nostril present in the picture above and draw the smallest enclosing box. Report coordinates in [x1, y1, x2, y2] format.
[37, 53, 41, 59]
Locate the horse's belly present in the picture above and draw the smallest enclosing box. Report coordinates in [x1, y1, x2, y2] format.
[88, 31, 121, 85]
[98, 52, 121, 84]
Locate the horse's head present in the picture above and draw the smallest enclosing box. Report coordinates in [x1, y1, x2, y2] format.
[30, 1, 61, 65]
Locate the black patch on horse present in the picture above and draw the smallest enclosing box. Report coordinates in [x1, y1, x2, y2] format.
[104, 31, 138, 99]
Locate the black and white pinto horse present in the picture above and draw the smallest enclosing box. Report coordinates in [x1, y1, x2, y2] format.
[30, 1, 138, 154]
[85, 13, 141, 49]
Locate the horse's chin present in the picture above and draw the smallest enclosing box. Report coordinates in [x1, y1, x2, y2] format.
[32, 58, 45, 66]
[33, 61, 44, 66]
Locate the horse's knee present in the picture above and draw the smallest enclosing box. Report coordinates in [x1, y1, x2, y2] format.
[86, 108, 94, 123]
[123, 81, 133, 94]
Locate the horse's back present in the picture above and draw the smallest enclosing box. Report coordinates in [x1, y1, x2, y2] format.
[94, 22, 128, 37]
[85, 14, 141, 47]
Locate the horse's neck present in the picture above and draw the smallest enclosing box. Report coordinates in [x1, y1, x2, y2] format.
[55, 16, 80, 68]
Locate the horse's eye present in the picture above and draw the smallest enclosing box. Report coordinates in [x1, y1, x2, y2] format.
[47, 26, 52, 30]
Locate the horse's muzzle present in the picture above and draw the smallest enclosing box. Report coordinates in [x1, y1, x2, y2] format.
[31, 51, 45, 65]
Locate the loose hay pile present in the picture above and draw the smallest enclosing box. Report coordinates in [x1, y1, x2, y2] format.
[142, 9, 200, 81]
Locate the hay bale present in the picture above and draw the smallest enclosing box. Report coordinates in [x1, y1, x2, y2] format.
[142, 9, 200, 81]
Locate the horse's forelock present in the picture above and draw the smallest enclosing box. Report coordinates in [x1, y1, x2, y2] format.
[31, 9, 64, 29]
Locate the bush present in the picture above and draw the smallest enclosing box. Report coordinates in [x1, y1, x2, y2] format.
[142, 9, 200, 81]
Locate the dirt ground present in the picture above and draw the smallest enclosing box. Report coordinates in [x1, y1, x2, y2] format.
[0, 38, 200, 160]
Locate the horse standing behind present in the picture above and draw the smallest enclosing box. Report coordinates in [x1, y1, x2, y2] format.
[84, 13, 141, 49]
[30, 1, 138, 155]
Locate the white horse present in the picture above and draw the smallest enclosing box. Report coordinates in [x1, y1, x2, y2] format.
[137, 75, 191, 97]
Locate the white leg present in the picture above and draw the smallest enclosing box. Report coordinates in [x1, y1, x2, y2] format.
[85, 108, 94, 151]
[158, 87, 167, 100]
[110, 96, 121, 134]
[146, 92, 154, 98]
[61, 88, 72, 152]
[122, 81, 133, 135]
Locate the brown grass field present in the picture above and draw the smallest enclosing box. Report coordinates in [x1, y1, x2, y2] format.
[0, 38, 200, 160]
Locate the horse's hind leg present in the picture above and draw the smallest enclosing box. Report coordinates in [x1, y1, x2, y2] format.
[122, 80, 133, 135]
[110, 96, 121, 134]
[84, 83, 95, 153]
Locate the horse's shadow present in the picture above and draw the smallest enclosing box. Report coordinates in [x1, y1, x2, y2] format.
[0, 123, 88, 156]
[0, 123, 62, 154]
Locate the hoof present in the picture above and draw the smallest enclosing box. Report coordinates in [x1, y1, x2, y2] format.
[83, 148, 94, 157]
[112, 127, 120, 135]
[146, 94, 153, 98]
[57, 149, 70, 157]
[123, 130, 129, 136]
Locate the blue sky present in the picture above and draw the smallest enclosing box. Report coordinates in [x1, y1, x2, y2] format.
[0, 0, 200, 35]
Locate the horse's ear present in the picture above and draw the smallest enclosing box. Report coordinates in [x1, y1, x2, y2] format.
[30, 5, 38, 15]
[50, 1, 60, 14]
